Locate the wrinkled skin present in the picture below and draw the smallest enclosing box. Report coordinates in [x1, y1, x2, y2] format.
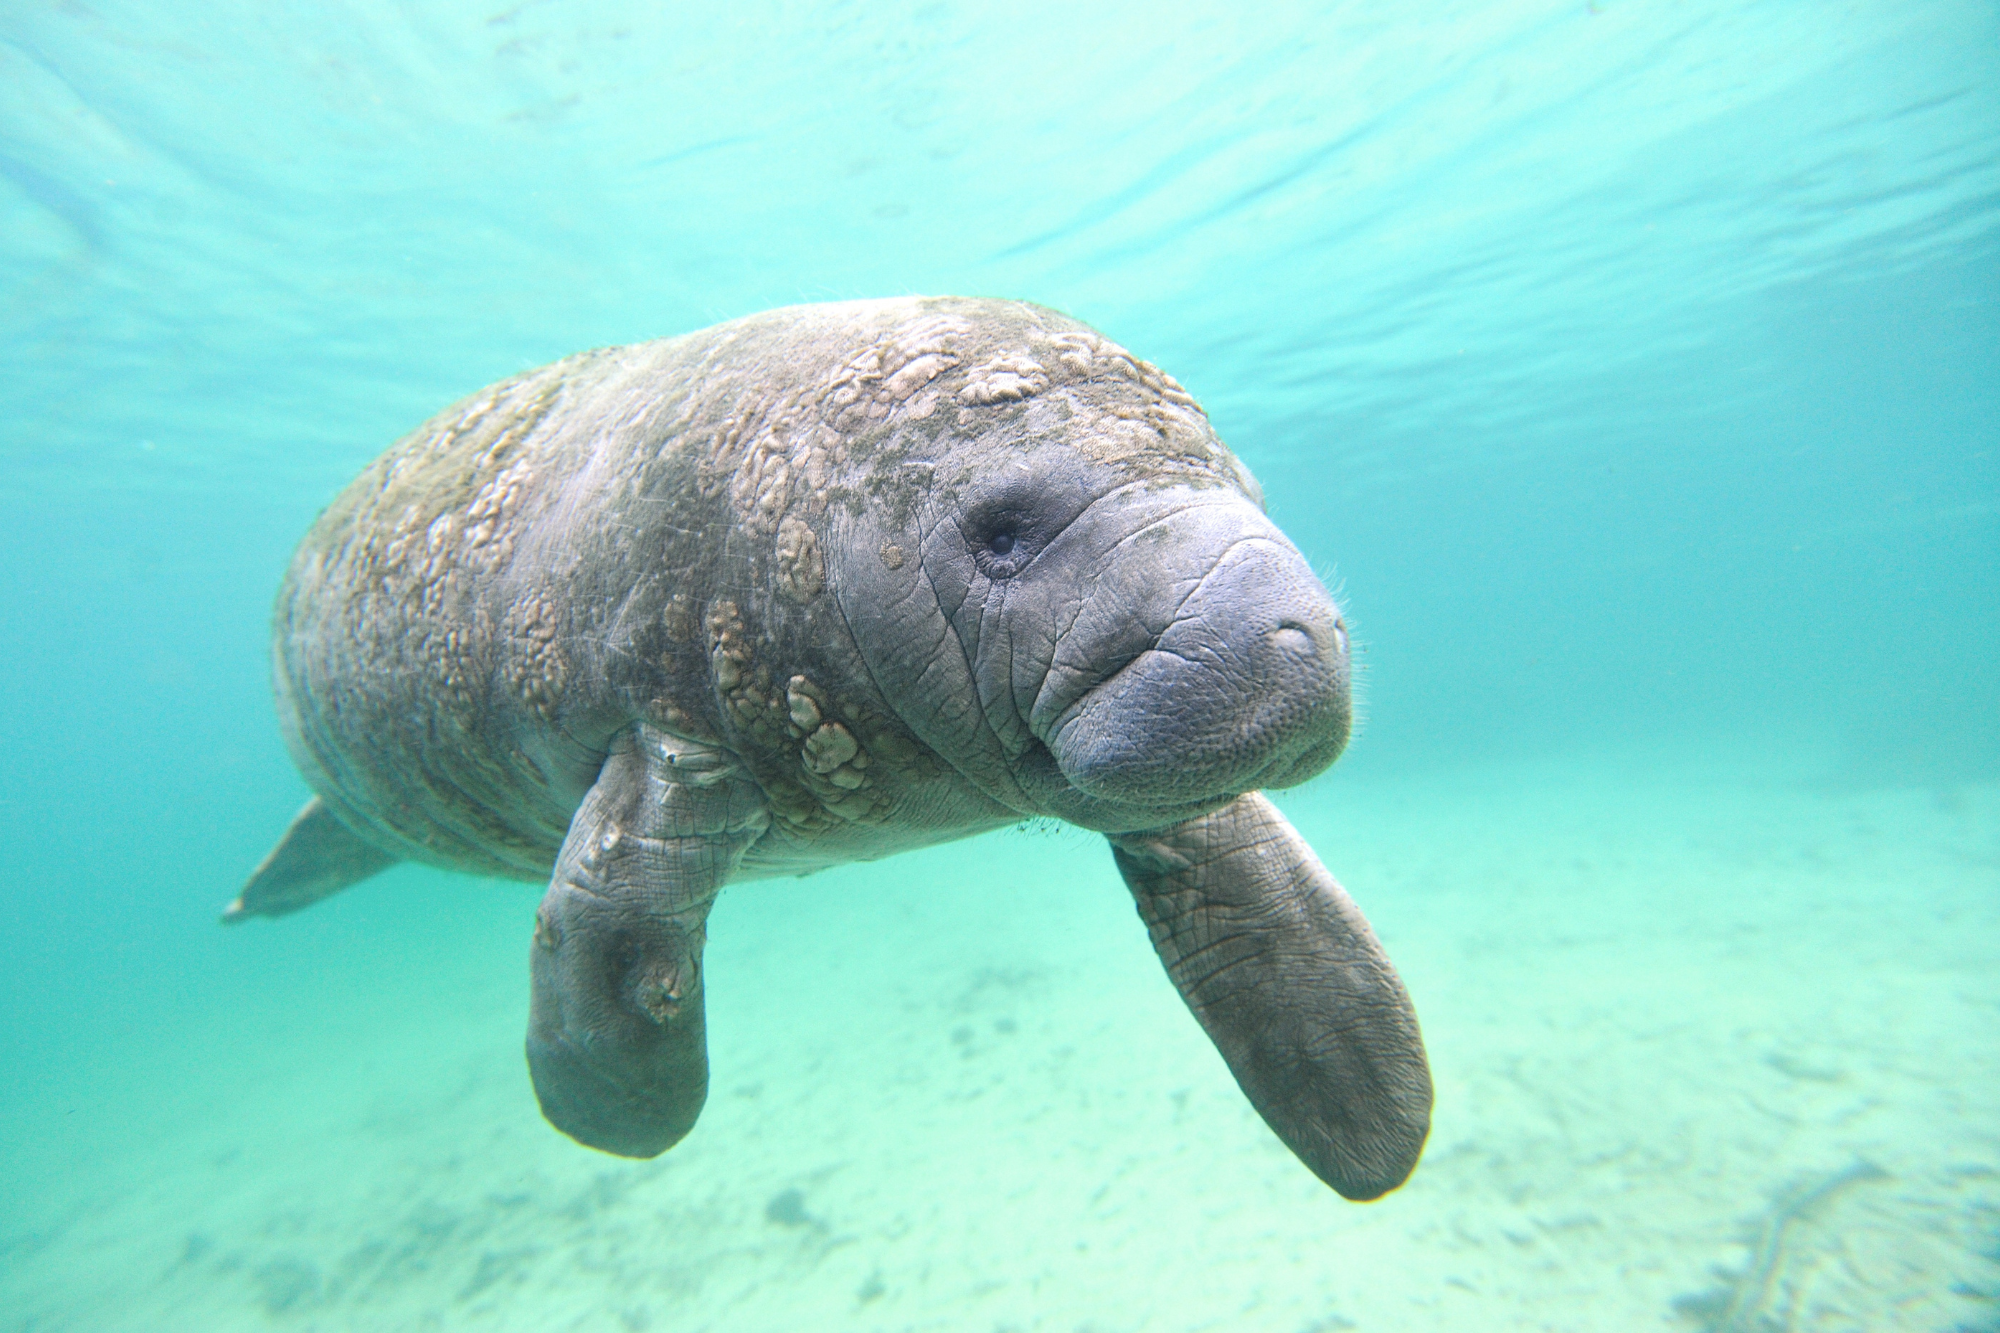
[236, 297, 1432, 1201]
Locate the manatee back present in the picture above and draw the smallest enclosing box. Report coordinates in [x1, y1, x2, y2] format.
[275, 349, 653, 879]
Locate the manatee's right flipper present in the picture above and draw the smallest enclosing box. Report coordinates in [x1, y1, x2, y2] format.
[222, 796, 400, 923]
[1110, 792, 1432, 1201]
[527, 728, 769, 1158]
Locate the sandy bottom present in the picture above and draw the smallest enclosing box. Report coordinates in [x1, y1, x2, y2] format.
[4, 750, 1997, 1332]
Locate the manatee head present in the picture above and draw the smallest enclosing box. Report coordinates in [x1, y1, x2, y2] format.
[827, 299, 1350, 832]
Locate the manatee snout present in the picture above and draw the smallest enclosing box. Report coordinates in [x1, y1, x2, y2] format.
[1051, 516, 1351, 808]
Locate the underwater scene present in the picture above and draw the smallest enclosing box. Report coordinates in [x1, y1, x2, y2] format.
[3, 2, 1997, 1329]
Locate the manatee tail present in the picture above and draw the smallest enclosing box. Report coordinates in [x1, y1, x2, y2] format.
[222, 796, 399, 923]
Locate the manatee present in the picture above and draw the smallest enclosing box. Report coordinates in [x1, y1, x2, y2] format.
[227, 297, 1432, 1201]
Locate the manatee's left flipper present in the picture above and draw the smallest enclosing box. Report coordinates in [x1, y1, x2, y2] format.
[1110, 792, 1432, 1201]
[527, 727, 769, 1158]
[222, 796, 400, 923]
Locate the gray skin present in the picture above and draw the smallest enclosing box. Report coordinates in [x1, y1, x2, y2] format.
[227, 296, 1432, 1201]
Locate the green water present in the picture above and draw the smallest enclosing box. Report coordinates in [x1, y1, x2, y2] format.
[2, 2, 1996, 1329]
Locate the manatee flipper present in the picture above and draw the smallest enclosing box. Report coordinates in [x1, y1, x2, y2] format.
[1109, 792, 1432, 1201]
[222, 796, 400, 923]
[527, 727, 769, 1158]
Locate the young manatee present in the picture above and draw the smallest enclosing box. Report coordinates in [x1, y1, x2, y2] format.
[227, 297, 1432, 1201]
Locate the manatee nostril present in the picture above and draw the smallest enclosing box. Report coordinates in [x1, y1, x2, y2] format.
[1271, 623, 1315, 657]
[1333, 617, 1349, 657]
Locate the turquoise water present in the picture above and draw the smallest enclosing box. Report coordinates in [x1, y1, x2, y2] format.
[3, 2, 1997, 1329]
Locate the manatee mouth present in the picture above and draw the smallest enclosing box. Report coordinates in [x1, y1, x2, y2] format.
[1045, 540, 1352, 809]
[1051, 644, 1350, 807]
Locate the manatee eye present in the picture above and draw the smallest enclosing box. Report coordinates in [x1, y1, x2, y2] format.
[964, 494, 1044, 579]
[980, 525, 1028, 577]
